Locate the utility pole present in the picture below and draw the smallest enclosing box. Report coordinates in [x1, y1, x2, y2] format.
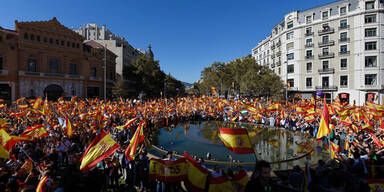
[104, 44, 107, 101]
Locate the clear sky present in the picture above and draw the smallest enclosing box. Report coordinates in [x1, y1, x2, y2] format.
[0, 0, 336, 83]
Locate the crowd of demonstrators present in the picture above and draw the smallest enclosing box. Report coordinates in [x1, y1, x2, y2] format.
[0, 96, 383, 191]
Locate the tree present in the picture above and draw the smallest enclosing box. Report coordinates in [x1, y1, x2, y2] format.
[112, 77, 128, 98]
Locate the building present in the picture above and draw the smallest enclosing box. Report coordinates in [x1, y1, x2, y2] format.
[0, 17, 116, 101]
[252, 0, 384, 105]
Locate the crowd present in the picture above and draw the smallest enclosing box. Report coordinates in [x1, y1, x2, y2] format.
[0, 96, 382, 192]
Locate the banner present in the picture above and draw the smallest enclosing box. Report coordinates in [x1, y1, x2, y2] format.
[149, 158, 187, 182]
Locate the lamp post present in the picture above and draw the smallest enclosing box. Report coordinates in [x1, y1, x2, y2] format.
[104, 44, 107, 101]
[285, 61, 288, 105]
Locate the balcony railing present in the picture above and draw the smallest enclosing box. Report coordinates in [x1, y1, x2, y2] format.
[270, 63, 275, 68]
[287, 87, 298, 91]
[318, 40, 335, 47]
[305, 32, 314, 37]
[318, 52, 335, 59]
[44, 73, 65, 77]
[276, 61, 281, 66]
[305, 43, 314, 48]
[339, 25, 350, 30]
[315, 85, 338, 91]
[318, 28, 335, 35]
[305, 55, 314, 60]
[340, 84, 348, 88]
[306, 86, 313, 89]
[0, 70, 8, 75]
[89, 76, 102, 81]
[271, 45, 275, 49]
[339, 51, 350, 56]
[276, 41, 281, 47]
[318, 68, 335, 74]
[271, 54, 275, 59]
[276, 51, 281, 56]
[339, 38, 350, 43]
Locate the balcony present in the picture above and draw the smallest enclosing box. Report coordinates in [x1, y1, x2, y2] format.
[318, 28, 335, 35]
[271, 54, 275, 59]
[339, 38, 350, 43]
[340, 84, 348, 88]
[0, 70, 8, 75]
[20, 71, 41, 76]
[44, 73, 65, 77]
[306, 86, 313, 89]
[339, 25, 350, 30]
[318, 68, 335, 74]
[318, 40, 335, 47]
[89, 76, 102, 81]
[276, 51, 281, 56]
[315, 85, 338, 91]
[271, 45, 275, 49]
[287, 87, 298, 91]
[318, 52, 335, 59]
[305, 55, 314, 60]
[66, 74, 84, 79]
[305, 43, 314, 48]
[276, 41, 281, 47]
[270, 63, 275, 68]
[305, 32, 314, 37]
[276, 61, 281, 66]
[339, 51, 350, 56]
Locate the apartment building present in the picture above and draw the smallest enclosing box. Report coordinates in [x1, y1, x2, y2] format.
[252, 0, 384, 105]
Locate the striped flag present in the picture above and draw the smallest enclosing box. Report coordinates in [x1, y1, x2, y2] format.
[218, 128, 253, 154]
[316, 96, 330, 139]
[116, 117, 137, 130]
[36, 176, 48, 192]
[184, 152, 209, 191]
[125, 121, 145, 161]
[65, 116, 73, 138]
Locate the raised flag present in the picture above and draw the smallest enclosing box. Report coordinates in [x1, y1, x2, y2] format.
[149, 158, 186, 182]
[21, 125, 48, 138]
[19, 159, 33, 175]
[184, 152, 209, 191]
[208, 176, 234, 192]
[0, 145, 9, 159]
[218, 128, 253, 154]
[116, 117, 137, 130]
[231, 169, 249, 186]
[316, 96, 330, 139]
[80, 131, 120, 172]
[36, 176, 48, 192]
[32, 97, 43, 109]
[125, 122, 145, 161]
[65, 116, 73, 138]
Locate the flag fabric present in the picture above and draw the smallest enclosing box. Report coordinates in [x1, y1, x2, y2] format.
[32, 97, 43, 109]
[116, 117, 137, 130]
[231, 169, 249, 186]
[80, 131, 120, 172]
[65, 116, 73, 138]
[316, 96, 330, 139]
[208, 176, 234, 192]
[218, 128, 253, 154]
[0, 129, 11, 147]
[184, 152, 209, 191]
[19, 159, 33, 175]
[36, 176, 48, 192]
[149, 158, 187, 182]
[0, 145, 9, 159]
[125, 122, 145, 161]
[211, 87, 217, 96]
[20, 125, 48, 138]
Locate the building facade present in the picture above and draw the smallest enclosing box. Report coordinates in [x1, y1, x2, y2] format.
[252, 0, 384, 105]
[0, 17, 116, 102]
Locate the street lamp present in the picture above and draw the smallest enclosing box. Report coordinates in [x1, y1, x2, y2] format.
[285, 61, 288, 105]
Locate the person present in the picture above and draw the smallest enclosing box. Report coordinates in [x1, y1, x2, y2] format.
[134, 147, 149, 191]
[245, 160, 273, 192]
[157, 151, 177, 192]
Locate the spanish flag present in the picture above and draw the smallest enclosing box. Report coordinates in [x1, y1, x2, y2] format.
[80, 131, 120, 172]
[32, 97, 43, 109]
[125, 122, 145, 161]
[0, 145, 9, 159]
[18, 158, 33, 175]
[231, 169, 249, 186]
[65, 116, 73, 138]
[36, 176, 48, 192]
[184, 152, 209, 191]
[316, 97, 330, 139]
[20, 125, 48, 138]
[218, 128, 253, 154]
[116, 117, 137, 130]
[208, 176, 234, 192]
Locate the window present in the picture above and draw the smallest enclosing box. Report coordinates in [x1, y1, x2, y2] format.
[76, 43, 80, 48]
[49, 38, 53, 44]
[278, 67, 281, 74]
[0, 56, 3, 70]
[24, 33, 28, 40]
[306, 78, 312, 87]
[322, 11, 329, 20]
[27, 59, 36, 72]
[49, 59, 59, 73]
[340, 45, 348, 53]
[340, 76, 348, 87]
[286, 32, 294, 40]
[306, 62, 312, 73]
[322, 48, 329, 55]
[322, 35, 329, 43]
[56, 39, 59, 45]
[340, 7, 347, 15]
[70, 64, 77, 75]
[340, 19, 347, 28]
[72, 42, 75, 48]
[61, 40, 65, 46]
[44, 37, 47, 43]
[365, 42, 377, 50]
[366, 1, 375, 10]
[306, 50, 313, 57]
[340, 32, 348, 41]
[0, 36, 2, 42]
[37, 35, 40, 42]
[365, 74, 377, 85]
[340, 59, 347, 70]
[306, 16, 312, 23]
[287, 53, 294, 60]
[323, 60, 329, 69]
[287, 64, 294, 73]
[306, 27, 312, 34]
[287, 79, 294, 87]
[287, 21, 293, 29]
[30, 34, 34, 41]
[365, 14, 376, 23]
[322, 23, 330, 30]
[306, 38, 312, 45]
[91, 67, 96, 77]
[286, 42, 294, 50]
[322, 76, 329, 87]
[365, 56, 377, 67]
[365, 28, 377, 37]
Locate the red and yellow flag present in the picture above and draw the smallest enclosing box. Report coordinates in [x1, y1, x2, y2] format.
[184, 152, 209, 191]
[32, 97, 43, 109]
[208, 176, 234, 192]
[19, 158, 33, 175]
[0, 145, 9, 159]
[316, 97, 330, 139]
[218, 128, 253, 154]
[149, 158, 187, 182]
[21, 125, 48, 138]
[65, 116, 73, 138]
[116, 117, 137, 130]
[80, 131, 120, 172]
[125, 122, 145, 161]
[231, 169, 249, 186]
[36, 176, 48, 192]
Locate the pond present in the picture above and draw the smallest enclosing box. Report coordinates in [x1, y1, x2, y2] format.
[148, 121, 329, 170]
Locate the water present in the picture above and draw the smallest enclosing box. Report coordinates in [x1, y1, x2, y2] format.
[149, 121, 329, 170]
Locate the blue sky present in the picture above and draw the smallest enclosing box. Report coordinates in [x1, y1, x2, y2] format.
[0, 0, 335, 83]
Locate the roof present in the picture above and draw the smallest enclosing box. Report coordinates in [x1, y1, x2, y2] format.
[84, 40, 105, 49]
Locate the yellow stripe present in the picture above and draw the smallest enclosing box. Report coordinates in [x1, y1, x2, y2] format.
[219, 133, 252, 148]
[80, 134, 116, 170]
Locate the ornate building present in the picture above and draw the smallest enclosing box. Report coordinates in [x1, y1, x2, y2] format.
[0, 17, 117, 102]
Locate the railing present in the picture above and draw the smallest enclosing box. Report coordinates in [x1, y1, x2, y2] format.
[318, 40, 335, 47]
[271, 45, 275, 49]
[340, 84, 348, 88]
[339, 38, 350, 43]
[305, 55, 314, 59]
[318, 68, 335, 74]
[315, 85, 338, 91]
[339, 51, 350, 56]
[305, 32, 314, 37]
[89, 76, 102, 81]
[276, 41, 281, 47]
[276, 61, 281, 66]
[339, 25, 350, 30]
[271, 54, 275, 59]
[305, 43, 314, 48]
[270, 63, 275, 68]
[318, 28, 335, 35]
[318, 52, 335, 59]
[287, 87, 298, 91]
[306, 86, 313, 89]
[276, 51, 281, 56]
[340, 67, 347, 71]
[0, 70, 8, 75]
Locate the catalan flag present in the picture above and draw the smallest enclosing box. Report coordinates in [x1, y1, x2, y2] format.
[316, 97, 330, 139]
[184, 152, 209, 191]
[218, 128, 253, 154]
[80, 131, 120, 172]
[125, 122, 145, 161]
